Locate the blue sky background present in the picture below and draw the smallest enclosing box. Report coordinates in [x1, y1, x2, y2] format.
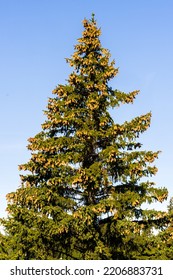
[0, 0, 173, 219]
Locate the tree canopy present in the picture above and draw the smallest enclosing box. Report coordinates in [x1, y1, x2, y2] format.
[0, 14, 170, 260]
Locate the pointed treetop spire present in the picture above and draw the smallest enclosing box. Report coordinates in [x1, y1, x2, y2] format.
[91, 12, 95, 22]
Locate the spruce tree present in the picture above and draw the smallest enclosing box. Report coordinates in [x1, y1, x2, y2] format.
[0, 15, 169, 260]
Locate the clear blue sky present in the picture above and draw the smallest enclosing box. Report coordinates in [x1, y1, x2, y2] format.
[0, 0, 173, 219]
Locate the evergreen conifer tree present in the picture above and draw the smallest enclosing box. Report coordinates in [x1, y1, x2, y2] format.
[0, 15, 169, 260]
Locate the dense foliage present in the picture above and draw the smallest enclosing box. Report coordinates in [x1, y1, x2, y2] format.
[0, 15, 171, 259]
